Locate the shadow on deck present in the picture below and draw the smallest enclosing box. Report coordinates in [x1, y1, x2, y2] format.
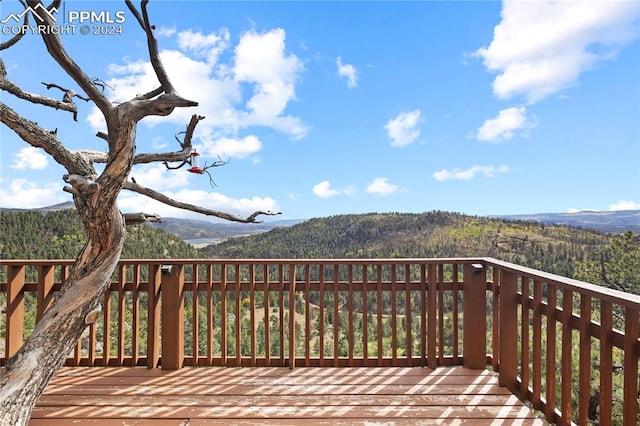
[31, 366, 546, 425]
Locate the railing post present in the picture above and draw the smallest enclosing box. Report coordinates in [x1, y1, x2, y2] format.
[6, 265, 25, 359]
[147, 264, 162, 368]
[463, 263, 486, 369]
[498, 269, 518, 392]
[36, 265, 55, 321]
[161, 264, 184, 370]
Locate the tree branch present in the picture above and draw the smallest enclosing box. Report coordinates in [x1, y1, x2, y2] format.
[26, 0, 113, 116]
[123, 212, 161, 225]
[125, 0, 174, 94]
[0, 60, 84, 120]
[123, 181, 281, 223]
[0, 102, 94, 175]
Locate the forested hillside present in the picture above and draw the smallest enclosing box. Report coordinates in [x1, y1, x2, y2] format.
[0, 210, 198, 259]
[201, 211, 610, 277]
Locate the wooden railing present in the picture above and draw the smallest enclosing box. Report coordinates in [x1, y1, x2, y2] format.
[1, 258, 639, 425]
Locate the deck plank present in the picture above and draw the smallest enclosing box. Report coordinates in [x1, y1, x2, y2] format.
[31, 366, 547, 425]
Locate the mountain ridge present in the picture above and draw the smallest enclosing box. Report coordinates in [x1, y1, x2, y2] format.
[1, 202, 637, 239]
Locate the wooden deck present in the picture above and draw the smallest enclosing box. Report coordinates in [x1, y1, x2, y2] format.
[31, 366, 547, 425]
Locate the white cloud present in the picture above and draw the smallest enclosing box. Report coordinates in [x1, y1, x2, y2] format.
[477, 107, 535, 142]
[11, 147, 48, 170]
[177, 28, 230, 63]
[366, 177, 398, 196]
[234, 28, 308, 139]
[118, 189, 279, 220]
[433, 165, 509, 181]
[199, 135, 262, 160]
[474, 0, 640, 103]
[336, 56, 357, 89]
[609, 200, 640, 211]
[0, 179, 67, 208]
[312, 180, 355, 198]
[129, 163, 189, 190]
[384, 110, 422, 147]
[87, 27, 308, 140]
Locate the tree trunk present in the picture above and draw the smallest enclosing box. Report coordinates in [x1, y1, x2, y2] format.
[0, 206, 125, 425]
[0, 117, 135, 426]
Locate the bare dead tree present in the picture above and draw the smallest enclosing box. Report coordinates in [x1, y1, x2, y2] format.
[0, 2, 278, 424]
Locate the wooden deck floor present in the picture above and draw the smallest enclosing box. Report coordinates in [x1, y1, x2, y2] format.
[31, 366, 546, 425]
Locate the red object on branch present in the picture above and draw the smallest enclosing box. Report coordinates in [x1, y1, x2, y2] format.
[187, 150, 204, 174]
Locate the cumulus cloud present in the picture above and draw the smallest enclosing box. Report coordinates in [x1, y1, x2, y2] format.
[476, 107, 535, 142]
[87, 27, 308, 140]
[198, 135, 262, 160]
[312, 180, 354, 198]
[0, 179, 67, 208]
[433, 165, 509, 181]
[474, 0, 640, 103]
[129, 163, 189, 190]
[336, 56, 357, 89]
[384, 110, 422, 147]
[234, 28, 308, 138]
[117, 189, 279, 220]
[366, 177, 398, 195]
[11, 147, 48, 170]
[609, 200, 640, 211]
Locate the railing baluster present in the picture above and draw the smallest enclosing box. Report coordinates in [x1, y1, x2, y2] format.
[319, 264, 325, 366]
[278, 264, 285, 365]
[376, 264, 383, 364]
[427, 263, 437, 369]
[206, 264, 214, 365]
[598, 300, 613, 424]
[117, 264, 126, 365]
[102, 281, 112, 367]
[333, 264, 339, 367]
[578, 294, 591, 425]
[498, 269, 518, 391]
[622, 306, 639, 425]
[288, 263, 296, 369]
[250, 263, 256, 367]
[452, 263, 460, 364]
[521, 276, 530, 399]
[437, 264, 444, 363]
[132, 264, 140, 366]
[405, 264, 412, 363]
[192, 263, 199, 366]
[221, 264, 227, 365]
[348, 264, 354, 366]
[263, 264, 270, 366]
[545, 284, 558, 422]
[235, 264, 241, 366]
[420, 264, 427, 366]
[362, 265, 368, 364]
[304, 264, 310, 366]
[391, 264, 397, 365]
[560, 289, 573, 424]
[532, 279, 542, 410]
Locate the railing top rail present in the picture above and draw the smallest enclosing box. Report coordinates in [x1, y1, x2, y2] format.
[0, 258, 485, 266]
[2, 257, 638, 308]
[483, 257, 640, 308]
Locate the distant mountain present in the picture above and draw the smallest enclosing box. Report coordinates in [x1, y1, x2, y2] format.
[148, 217, 304, 243]
[498, 210, 640, 233]
[0, 201, 76, 213]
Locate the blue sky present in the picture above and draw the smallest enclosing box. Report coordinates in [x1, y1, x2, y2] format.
[1, 0, 639, 222]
